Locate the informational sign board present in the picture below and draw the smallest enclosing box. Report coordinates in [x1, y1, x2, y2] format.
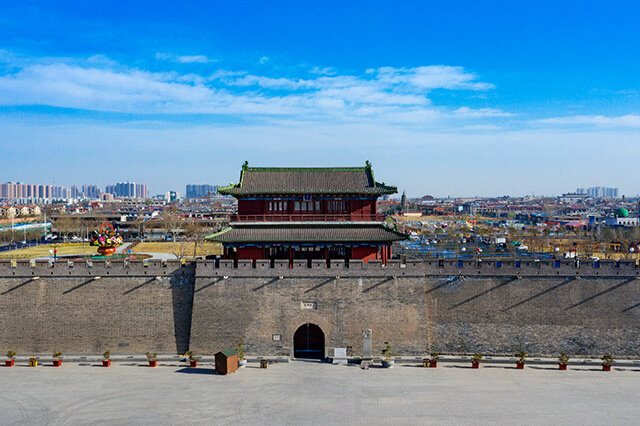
[333, 348, 347, 365]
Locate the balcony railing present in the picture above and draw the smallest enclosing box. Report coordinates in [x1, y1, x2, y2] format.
[231, 213, 386, 222]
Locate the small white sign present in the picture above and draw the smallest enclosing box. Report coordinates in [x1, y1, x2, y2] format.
[301, 301, 317, 310]
[272, 334, 282, 341]
[333, 348, 347, 365]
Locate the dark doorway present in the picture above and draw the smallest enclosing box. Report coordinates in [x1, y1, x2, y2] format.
[293, 323, 325, 359]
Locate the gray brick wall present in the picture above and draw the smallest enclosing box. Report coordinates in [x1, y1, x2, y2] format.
[1, 260, 639, 356]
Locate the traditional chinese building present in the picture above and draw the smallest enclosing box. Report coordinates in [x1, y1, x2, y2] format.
[207, 162, 407, 265]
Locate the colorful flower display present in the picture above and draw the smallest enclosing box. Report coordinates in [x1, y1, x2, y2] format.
[90, 223, 124, 247]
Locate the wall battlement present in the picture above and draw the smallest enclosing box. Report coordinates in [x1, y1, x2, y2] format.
[2, 258, 635, 278]
[0, 259, 194, 277]
[197, 258, 640, 278]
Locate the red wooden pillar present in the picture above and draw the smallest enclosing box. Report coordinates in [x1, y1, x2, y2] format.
[381, 245, 388, 266]
[288, 247, 294, 268]
[323, 247, 329, 268]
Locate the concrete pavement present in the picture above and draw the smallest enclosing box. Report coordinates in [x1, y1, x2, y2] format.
[1, 359, 639, 425]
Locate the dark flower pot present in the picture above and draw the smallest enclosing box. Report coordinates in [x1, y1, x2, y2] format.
[429, 360, 438, 368]
[148, 360, 157, 367]
[602, 364, 611, 371]
[103, 359, 111, 367]
[516, 361, 525, 369]
[558, 363, 567, 370]
[5, 359, 15, 367]
[471, 361, 479, 369]
[189, 359, 197, 368]
[52, 360, 62, 367]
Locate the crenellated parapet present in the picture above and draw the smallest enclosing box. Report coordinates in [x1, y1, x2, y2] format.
[194, 258, 639, 278]
[0, 259, 194, 278]
[1, 258, 638, 279]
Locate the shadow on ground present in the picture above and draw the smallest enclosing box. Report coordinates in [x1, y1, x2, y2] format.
[175, 367, 218, 375]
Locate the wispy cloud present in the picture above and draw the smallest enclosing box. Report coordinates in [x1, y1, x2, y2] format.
[0, 52, 509, 128]
[155, 52, 217, 64]
[376, 66, 495, 90]
[538, 114, 640, 128]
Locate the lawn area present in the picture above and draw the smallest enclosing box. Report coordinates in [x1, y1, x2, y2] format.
[132, 241, 223, 257]
[0, 244, 97, 259]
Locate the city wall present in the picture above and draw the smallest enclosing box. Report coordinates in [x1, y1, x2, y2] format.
[1, 259, 639, 356]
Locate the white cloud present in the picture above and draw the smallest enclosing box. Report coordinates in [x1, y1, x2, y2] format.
[0, 53, 511, 127]
[375, 66, 494, 91]
[538, 114, 640, 128]
[155, 52, 216, 64]
[259, 56, 269, 64]
[453, 107, 513, 118]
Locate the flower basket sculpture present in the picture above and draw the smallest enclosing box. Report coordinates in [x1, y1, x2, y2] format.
[91, 223, 124, 256]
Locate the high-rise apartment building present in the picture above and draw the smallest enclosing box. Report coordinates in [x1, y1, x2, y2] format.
[186, 184, 218, 198]
[105, 182, 149, 199]
[576, 186, 619, 198]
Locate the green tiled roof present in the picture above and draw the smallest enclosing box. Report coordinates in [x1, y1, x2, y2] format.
[218, 161, 397, 196]
[216, 348, 238, 357]
[205, 224, 408, 244]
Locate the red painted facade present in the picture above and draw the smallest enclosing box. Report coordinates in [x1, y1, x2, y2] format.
[212, 164, 405, 266]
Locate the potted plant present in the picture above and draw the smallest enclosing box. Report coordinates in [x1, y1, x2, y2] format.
[5, 351, 16, 367]
[601, 354, 614, 372]
[235, 339, 247, 368]
[471, 353, 483, 369]
[29, 356, 38, 367]
[429, 352, 440, 368]
[146, 352, 158, 367]
[514, 350, 526, 369]
[381, 341, 394, 368]
[558, 352, 569, 370]
[52, 352, 63, 367]
[102, 351, 111, 367]
[185, 351, 198, 367]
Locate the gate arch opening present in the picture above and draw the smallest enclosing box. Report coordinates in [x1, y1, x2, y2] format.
[293, 323, 325, 359]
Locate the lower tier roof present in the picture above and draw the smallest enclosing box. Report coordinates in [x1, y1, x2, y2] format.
[206, 224, 407, 244]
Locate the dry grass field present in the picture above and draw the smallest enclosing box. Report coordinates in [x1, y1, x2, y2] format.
[0, 244, 96, 259]
[132, 241, 223, 257]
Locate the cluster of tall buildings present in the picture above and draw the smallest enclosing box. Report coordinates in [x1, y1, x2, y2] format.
[576, 186, 619, 198]
[186, 184, 218, 198]
[0, 182, 71, 201]
[105, 182, 149, 199]
[0, 181, 149, 202]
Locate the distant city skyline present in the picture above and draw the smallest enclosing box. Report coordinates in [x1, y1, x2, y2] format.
[1, 177, 636, 200]
[1, 2, 640, 196]
[0, 180, 149, 201]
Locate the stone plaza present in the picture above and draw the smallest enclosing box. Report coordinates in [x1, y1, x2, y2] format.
[1, 358, 639, 425]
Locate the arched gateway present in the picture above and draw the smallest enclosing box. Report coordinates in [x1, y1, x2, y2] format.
[293, 323, 325, 359]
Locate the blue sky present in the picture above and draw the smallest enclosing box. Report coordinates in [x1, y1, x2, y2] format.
[1, 1, 640, 196]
